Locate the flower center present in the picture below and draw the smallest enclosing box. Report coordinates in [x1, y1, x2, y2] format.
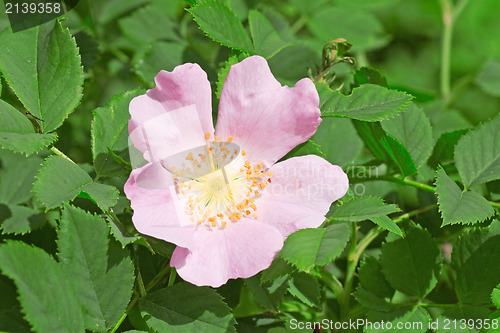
[162, 135, 272, 229]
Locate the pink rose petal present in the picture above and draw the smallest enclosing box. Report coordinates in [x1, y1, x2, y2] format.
[129, 63, 214, 162]
[170, 220, 284, 287]
[129, 104, 207, 162]
[124, 163, 195, 248]
[215, 56, 321, 167]
[256, 155, 349, 237]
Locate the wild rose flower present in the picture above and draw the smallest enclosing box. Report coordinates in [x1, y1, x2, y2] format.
[124, 56, 349, 287]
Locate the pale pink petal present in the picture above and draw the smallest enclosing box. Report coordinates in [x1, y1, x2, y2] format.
[256, 155, 349, 237]
[128, 63, 214, 161]
[215, 56, 321, 167]
[129, 104, 208, 162]
[124, 163, 196, 248]
[170, 220, 284, 287]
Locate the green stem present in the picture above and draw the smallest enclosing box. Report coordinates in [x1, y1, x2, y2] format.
[343, 223, 358, 316]
[108, 263, 172, 333]
[355, 50, 368, 68]
[351, 175, 436, 193]
[393, 204, 438, 223]
[50, 146, 75, 164]
[453, 0, 471, 18]
[106, 208, 134, 238]
[439, 0, 453, 101]
[319, 267, 348, 311]
[439, 0, 471, 102]
[352, 175, 500, 209]
[343, 203, 439, 313]
[490, 201, 500, 209]
[352, 227, 383, 265]
[290, 15, 307, 34]
[419, 302, 458, 309]
[168, 268, 177, 287]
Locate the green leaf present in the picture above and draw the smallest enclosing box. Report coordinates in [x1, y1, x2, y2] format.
[32, 156, 92, 210]
[366, 306, 430, 333]
[281, 223, 350, 271]
[318, 83, 413, 122]
[0, 276, 31, 333]
[92, 89, 144, 178]
[359, 256, 395, 299]
[140, 283, 236, 333]
[96, 0, 149, 25]
[0, 20, 83, 133]
[0, 241, 84, 333]
[79, 183, 119, 211]
[133, 41, 185, 84]
[261, 255, 294, 284]
[452, 221, 500, 305]
[354, 287, 392, 312]
[493, 283, 500, 309]
[0, 100, 57, 155]
[380, 223, 441, 298]
[476, 60, 500, 98]
[354, 67, 388, 87]
[216, 55, 239, 99]
[249, 10, 290, 59]
[287, 272, 321, 308]
[108, 214, 141, 248]
[308, 7, 390, 51]
[189, 0, 253, 52]
[428, 129, 469, 168]
[311, 117, 363, 166]
[268, 44, 319, 84]
[57, 205, 134, 331]
[369, 215, 403, 237]
[0, 153, 42, 205]
[435, 168, 494, 226]
[382, 103, 433, 168]
[0, 132, 57, 156]
[0, 204, 45, 235]
[436, 306, 492, 333]
[332, 196, 400, 222]
[282, 139, 324, 159]
[119, 4, 180, 44]
[454, 115, 500, 187]
[246, 275, 289, 310]
[353, 121, 417, 177]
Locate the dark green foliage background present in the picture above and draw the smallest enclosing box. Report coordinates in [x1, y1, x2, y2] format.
[0, 0, 499, 332]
